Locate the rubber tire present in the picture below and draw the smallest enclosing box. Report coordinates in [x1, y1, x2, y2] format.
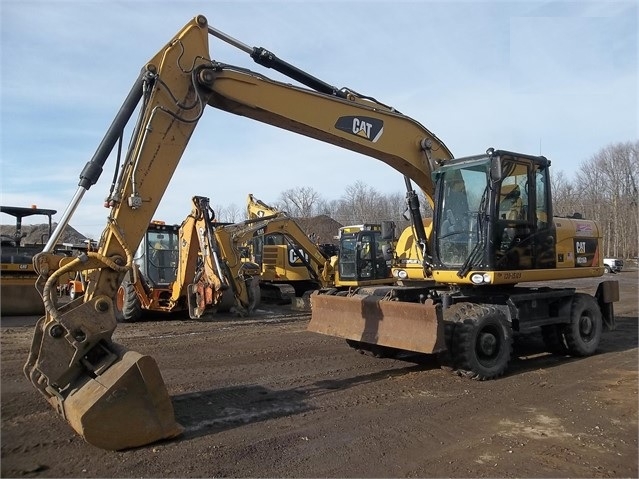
[541, 324, 569, 355]
[452, 304, 513, 380]
[69, 285, 77, 301]
[604, 265, 611, 274]
[563, 293, 602, 357]
[437, 302, 476, 372]
[119, 282, 142, 323]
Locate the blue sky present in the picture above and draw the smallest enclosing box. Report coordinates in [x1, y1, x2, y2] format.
[1, 0, 637, 240]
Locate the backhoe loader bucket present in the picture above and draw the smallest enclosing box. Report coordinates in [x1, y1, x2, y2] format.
[61, 346, 184, 450]
[308, 293, 445, 354]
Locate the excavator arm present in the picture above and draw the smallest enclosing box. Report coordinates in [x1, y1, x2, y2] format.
[247, 193, 282, 219]
[25, 18, 213, 450]
[25, 15, 451, 450]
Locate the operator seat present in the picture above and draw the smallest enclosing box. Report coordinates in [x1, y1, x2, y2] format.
[501, 184, 524, 221]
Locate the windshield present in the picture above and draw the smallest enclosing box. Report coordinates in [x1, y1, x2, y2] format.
[144, 230, 179, 285]
[436, 159, 489, 267]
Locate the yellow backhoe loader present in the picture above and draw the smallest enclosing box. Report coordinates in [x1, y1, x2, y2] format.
[25, 16, 618, 451]
[115, 196, 262, 322]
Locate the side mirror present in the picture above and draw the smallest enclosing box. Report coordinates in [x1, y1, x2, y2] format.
[490, 155, 502, 182]
[381, 221, 396, 240]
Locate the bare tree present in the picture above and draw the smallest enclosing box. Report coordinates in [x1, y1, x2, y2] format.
[277, 186, 322, 217]
[315, 198, 339, 218]
[550, 169, 573, 217]
[216, 203, 241, 223]
[574, 140, 639, 259]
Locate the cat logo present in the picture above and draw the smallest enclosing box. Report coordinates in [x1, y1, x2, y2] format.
[335, 116, 384, 143]
[289, 248, 309, 265]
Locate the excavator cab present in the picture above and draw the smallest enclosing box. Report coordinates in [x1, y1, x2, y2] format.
[336, 223, 395, 284]
[430, 148, 557, 281]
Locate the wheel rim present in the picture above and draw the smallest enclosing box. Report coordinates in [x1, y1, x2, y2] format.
[579, 313, 594, 341]
[476, 325, 501, 363]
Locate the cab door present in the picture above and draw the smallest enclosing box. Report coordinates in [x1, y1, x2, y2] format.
[492, 159, 555, 270]
[357, 232, 383, 280]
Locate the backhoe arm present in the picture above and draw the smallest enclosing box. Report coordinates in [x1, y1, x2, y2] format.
[171, 196, 227, 313]
[185, 196, 261, 318]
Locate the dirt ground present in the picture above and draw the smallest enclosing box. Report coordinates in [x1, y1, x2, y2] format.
[1, 271, 637, 478]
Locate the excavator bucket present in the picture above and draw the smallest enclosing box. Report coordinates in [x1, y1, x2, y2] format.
[25, 292, 183, 450]
[60, 346, 183, 451]
[308, 293, 445, 354]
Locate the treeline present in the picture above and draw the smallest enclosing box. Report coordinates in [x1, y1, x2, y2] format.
[551, 140, 638, 259]
[215, 140, 638, 259]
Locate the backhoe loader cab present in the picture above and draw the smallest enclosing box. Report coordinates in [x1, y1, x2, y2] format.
[116, 221, 183, 322]
[136, 221, 180, 287]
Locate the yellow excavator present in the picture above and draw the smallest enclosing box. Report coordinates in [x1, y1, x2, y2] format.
[245, 193, 395, 301]
[245, 193, 327, 300]
[25, 15, 618, 451]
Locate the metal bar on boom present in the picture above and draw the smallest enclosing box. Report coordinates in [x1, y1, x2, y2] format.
[43, 72, 146, 252]
[207, 26, 253, 54]
[43, 188, 87, 252]
[207, 26, 347, 98]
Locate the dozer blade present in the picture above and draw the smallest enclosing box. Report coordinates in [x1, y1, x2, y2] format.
[308, 293, 445, 354]
[61, 346, 183, 450]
